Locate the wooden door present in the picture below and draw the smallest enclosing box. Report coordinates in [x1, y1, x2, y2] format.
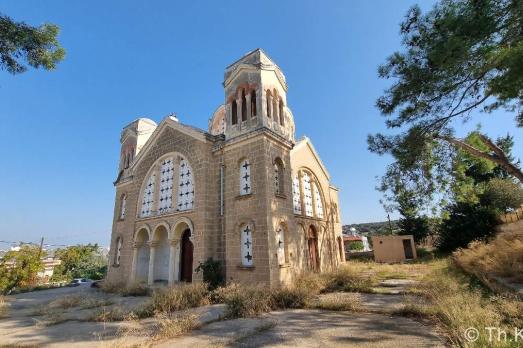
[180, 229, 193, 282]
[308, 238, 319, 272]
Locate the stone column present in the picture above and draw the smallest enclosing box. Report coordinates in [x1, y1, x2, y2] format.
[168, 239, 179, 286]
[174, 242, 181, 282]
[148, 241, 158, 285]
[130, 243, 140, 283]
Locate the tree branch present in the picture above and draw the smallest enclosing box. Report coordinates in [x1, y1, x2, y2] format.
[436, 135, 523, 184]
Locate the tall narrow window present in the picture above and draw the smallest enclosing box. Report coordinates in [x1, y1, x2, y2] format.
[313, 183, 324, 218]
[266, 91, 271, 118]
[240, 159, 252, 195]
[158, 157, 174, 214]
[114, 237, 122, 266]
[241, 224, 253, 266]
[177, 157, 194, 211]
[274, 158, 284, 195]
[292, 174, 302, 214]
[119, 194, 126, 220]
[302, 172, 314, 217]
[140, 173, 156, 217]
[231, 100, 238, 125]
[273, 94, 278, 123]
[125, 153, 130, 169]
[279, 100, 285, 126]
[241, 89, 247, 122]
[250, 90, 257, 118]
[276, 225, 287, 265]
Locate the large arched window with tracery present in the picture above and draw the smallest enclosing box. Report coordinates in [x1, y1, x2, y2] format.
[139, 155, 195, 218]
[302, 172, 314, 217]
[158, 157, 174, 214]
[140, 173, 156, 217]
[313, 183, 324, 218]
[240, 223, 253, 266]
[292, 169, 325, 220]
[177, 157, 194, 211]
[292, 174, 302, 214]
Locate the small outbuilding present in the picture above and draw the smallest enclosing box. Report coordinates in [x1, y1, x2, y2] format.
[372, 235, 417, 263]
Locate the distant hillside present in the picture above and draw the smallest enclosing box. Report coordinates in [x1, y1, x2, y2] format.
[343, 220, 400, 236]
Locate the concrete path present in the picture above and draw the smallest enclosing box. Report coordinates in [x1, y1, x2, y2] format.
[157, 309, 444, 348]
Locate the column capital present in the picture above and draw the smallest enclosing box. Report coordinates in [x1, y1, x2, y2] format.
[133, 242, 143, 249]
[148, 241, 159, 248]
[169, 238, 180, 247]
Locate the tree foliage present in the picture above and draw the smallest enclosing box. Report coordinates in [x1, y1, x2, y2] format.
[51, 244, 107, 281]
[369, 0, 523, 193]
[0, 245, 44, 294]
[480, 177, 523, 212]
[436, 202, 499, 252]
[0, 13, 65, 74]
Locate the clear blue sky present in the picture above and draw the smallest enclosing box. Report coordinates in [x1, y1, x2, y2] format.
[1, 0, 522, 247]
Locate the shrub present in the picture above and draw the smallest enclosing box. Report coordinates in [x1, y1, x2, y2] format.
[221, 285, 272, 318]
[437, 202, 499, 253]
[270, 287, 311, 309]
[347, 241, 364, 251]
[294, 273, 326, 295]
[152, 283, 209, 313]
[195, 258, 224, 290]
[322, 267, 375, 293]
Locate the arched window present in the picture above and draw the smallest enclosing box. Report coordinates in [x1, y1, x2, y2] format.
[292, 174, 302, 214]
[302, 172, 314, 217]
[240, 159, 252, 195]
[273, 93, 279, 123]
[276, 224, 287, 265]
[313, 182, 324, 218]
[177, 157, 194, 211]
[250, 90, 257, 118]
[274, 158, 284, 195]
[140, 173, 156, 217]
[241, 89, 247, 122]
[231, 100, 238, 125]
[279, 100, 285, 126]
[158, 157, 174, 214]
[114, 236, 123, 266]
[266, 90, 272, 118]
[139, 155, 195, 218]
[119, 194, 127, 220]
[240, 223, 253, 266]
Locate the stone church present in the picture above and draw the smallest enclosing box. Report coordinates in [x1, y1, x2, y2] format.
[107, 49, 345, 287]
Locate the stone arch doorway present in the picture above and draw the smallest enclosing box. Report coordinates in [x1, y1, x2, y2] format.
[307, 225, 320, 272]
[135, 228, 150, 282]
[179, 229, 193, 282]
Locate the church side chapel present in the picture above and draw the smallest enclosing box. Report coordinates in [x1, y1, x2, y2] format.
[107, 49, 345, 287]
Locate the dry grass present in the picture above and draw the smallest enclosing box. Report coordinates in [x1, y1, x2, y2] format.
[151, 283, 209, 313]
[453, 230, 523, 284]
[311, 293, 362, 311]
[90, 306, 128, 322]
[151, 313, 200, 341]
[100, 280, 149, 297]
[410, 260, 522, 347]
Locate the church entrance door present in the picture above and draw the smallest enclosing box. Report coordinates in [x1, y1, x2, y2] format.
[308, 226, 319, 272]
[180, 229, 193, 282]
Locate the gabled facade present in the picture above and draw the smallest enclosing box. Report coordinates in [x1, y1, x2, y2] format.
[107, 49, 345, 287]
